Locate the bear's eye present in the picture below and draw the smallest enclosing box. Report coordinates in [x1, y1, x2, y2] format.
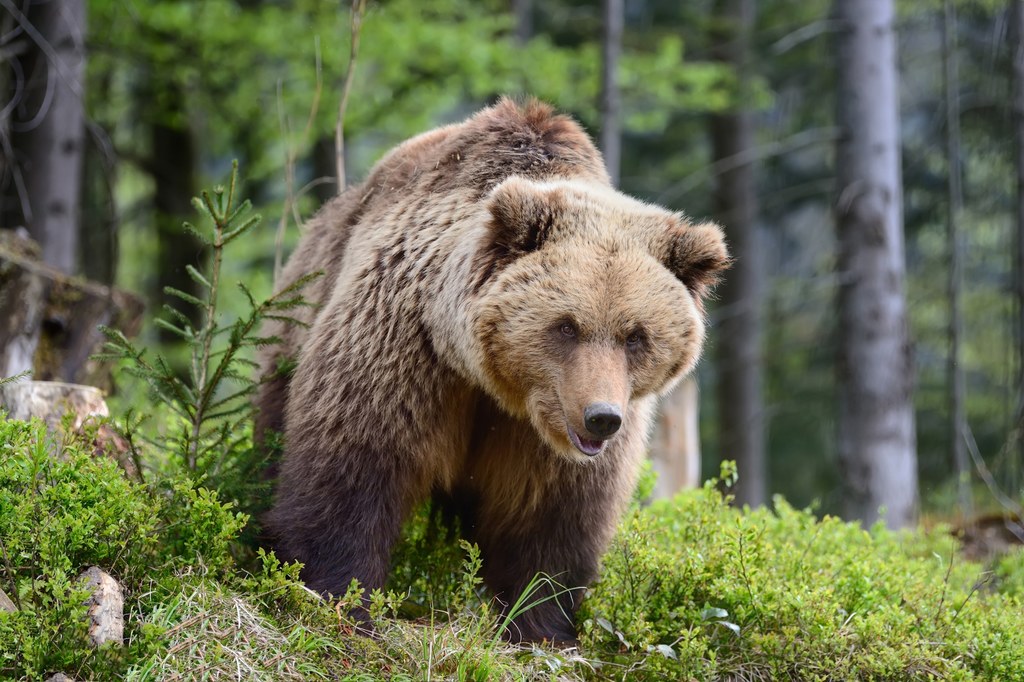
[625, 331, 644, 349]
[559, 322, 578, 338]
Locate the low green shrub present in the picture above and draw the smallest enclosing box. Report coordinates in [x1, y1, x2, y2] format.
[579, 469, 1024, 681]
[0, 417, 246, 679]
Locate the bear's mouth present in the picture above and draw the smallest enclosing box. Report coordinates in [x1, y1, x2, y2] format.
[567, 425, 607, 457]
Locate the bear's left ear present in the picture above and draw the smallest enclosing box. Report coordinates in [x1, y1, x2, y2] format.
[661, 218, 731, 302]
[486, 177, 562, 256]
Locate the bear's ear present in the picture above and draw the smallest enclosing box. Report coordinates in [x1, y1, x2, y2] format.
[662, 218, 731, 302]
[486, 177, 562, 256]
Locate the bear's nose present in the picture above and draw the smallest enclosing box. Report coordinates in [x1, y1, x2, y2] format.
[584, 402, 622, 439]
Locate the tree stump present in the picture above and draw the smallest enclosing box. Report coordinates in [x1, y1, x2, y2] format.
[0, 380, 138, 480]
[0, 230, 143, 390]
[0, 230, 46, 379]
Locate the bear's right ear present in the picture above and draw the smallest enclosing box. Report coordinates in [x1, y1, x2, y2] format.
[486, 177, 561, 256]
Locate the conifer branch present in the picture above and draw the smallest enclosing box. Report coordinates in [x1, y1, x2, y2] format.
[98, 162, 320, 491]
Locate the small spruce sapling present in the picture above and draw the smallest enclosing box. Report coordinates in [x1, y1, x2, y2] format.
[97, 161, 319, 499]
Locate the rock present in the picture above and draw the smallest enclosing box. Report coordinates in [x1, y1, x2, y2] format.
[0, 587, 16, 612]
[44, 674, 74, 682]
[79, 566, 123, 647]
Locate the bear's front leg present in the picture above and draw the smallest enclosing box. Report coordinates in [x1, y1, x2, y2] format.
[267, 442, 420, 599]
[478, 513, 602, 644]
[473, 467, 621, 646]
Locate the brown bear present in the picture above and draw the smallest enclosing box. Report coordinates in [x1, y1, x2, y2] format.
[256, 98, 729, 644]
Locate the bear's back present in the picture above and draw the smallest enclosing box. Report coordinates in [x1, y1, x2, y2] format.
[284, 98, 609, 312]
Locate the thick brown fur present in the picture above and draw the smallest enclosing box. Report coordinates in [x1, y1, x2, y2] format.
[255, 98, 729, 644]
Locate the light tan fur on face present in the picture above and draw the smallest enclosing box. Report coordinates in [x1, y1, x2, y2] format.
[469, 179, 721, 460]
[559, 344, 629, 440]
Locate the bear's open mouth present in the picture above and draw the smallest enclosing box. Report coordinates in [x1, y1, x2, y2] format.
[567, 425, 606, 457]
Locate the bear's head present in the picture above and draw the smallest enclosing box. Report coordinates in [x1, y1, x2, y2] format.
[474, 177, 730, 462]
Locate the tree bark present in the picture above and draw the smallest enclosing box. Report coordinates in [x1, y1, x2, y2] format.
[80, 72, 117, 286]
[6, 0, 87, 274]
[151, 86, 203, 341]
[600, 0, 623, 186]
[513, 0, 532, 46]
[80, 567, 124, 647]
[942, 0, 971, 517]
[0, 231, 143, 388]
[0, 231, 46, 377]
[649, 377, 701, 498]
[709, 0, 766, 508]
[1012, 0, 1024, 472]
[834, 0, 918, 529]
[0, 8, 18, 215]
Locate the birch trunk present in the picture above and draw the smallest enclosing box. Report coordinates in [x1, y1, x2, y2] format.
[650, 378, 702, 498]
[834, 0, 918, 529]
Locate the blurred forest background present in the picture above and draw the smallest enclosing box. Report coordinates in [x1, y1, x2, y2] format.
[2, 0, 1022, 530]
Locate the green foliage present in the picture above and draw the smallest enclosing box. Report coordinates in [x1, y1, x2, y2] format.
[994, 548, 1024, 598]
[96, 163, 317, 506]
[87, 0, 728, 188]
[0, 417, 246, 679]
[578, 465, 1024, 681]
[0, 371, 30, 387]
[3, 411, 1024, 680]
[387, 504, 484, 615]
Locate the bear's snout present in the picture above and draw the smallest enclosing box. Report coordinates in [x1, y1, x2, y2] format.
[583, 402, 622, 438]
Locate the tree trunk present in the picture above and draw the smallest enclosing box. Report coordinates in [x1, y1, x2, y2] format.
[709, 0, 766, 508]
[313, 136, 339, 205]
[0, 8, 19, 217]
[151, 86, 203, 341]
[81, 72, 117, 287]
[942, 0, 971, 518]
[1012, 0, 1024, 476]
[513, 0, 532, 46]
[649, 377, 701, 498]
[0, 232, 46, 378]
[6, 0, 87, 274]
[600, 0, 623, 186]
[834, 0, 918, 529]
